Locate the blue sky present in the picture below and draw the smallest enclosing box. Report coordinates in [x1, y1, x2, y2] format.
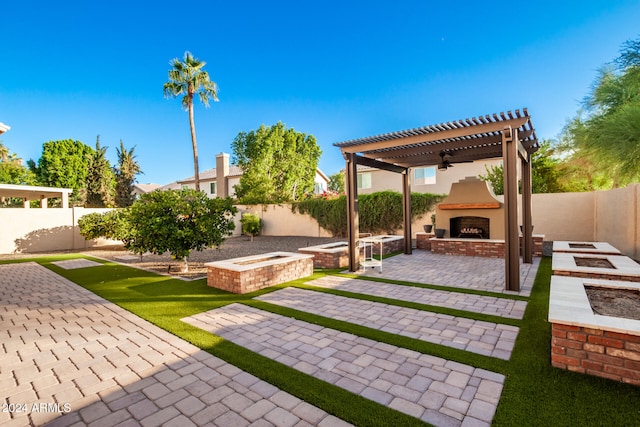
[1, 1, 639, 185]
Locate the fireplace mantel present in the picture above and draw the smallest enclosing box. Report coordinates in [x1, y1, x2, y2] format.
[439, 202, 501, 210]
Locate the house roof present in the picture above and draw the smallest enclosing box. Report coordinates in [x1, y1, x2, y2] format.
[334, 108, 538, 168]
[133, 183, 161, 193]
[176, 165, 244, 184]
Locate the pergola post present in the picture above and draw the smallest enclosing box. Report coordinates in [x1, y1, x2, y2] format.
[40, 196, 48, 209]
[502, 126, 520, 292]
[23, 198, 30, 209]
[521, 152, 533, 263]
[345, 152, 360, 272]
[402, 169, 412, 255]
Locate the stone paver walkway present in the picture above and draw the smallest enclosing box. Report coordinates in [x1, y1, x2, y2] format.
[306, 276, 527, 319]
[255, 287, 518, 360]
[356, 252, 539, 296]
[0, 263, 349, 427]
[183, 303, 505, 427]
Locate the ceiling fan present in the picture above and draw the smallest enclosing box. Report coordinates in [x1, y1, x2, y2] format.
[437, 151, 473, 170]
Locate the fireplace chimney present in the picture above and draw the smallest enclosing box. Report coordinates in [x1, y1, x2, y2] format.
[216, 153, 230, 198]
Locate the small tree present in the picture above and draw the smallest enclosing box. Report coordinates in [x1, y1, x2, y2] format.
[125, 189, 236, 272]
[232, 122, 322, 203]
[114, 140, 142, 207]
[85, 137, 115, 207]
[29, 139, 94, 205]
[240, 213, 261, 241]
[328, 171, 345, 193]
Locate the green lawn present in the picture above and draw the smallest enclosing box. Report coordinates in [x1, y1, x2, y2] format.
[5, 255, 640, 426]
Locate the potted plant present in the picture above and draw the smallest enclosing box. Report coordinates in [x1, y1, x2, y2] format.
[423, 214, 434, 233]
[432, 214, 446, 238]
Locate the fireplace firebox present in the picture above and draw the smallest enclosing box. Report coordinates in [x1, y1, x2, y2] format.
[450, 216, 490, 239]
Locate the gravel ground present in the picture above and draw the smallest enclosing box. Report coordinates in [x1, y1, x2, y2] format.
[0, 236, 344, 280]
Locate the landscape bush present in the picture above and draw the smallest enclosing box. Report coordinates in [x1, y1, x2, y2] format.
[292, 191, 444, 236]
[240, 213, 262, 241]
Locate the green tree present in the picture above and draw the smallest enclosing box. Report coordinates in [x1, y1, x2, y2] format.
[114, 140, 142, 207]
[85, 137, 115, 207]
[163, 51, 219, 192]
[562, 35, 640, 186]
[125, 189, 236, 272]
[328, 171, 345, 193]
[0, 143, 36, 206]
[480, 140, 565, 195]
[232, 122, 322, 204]
[29, 139, 94, 205]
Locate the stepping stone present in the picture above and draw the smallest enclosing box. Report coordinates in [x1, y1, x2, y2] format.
[52, 259, 102, 269]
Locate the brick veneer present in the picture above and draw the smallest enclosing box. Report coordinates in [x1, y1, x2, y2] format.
[298, 249, 349, 269]
[551, 323, 640, 386]
[370, 236, 405, 256]
[207, 255, 313, 294]
[416, 232, 433, 250]
[429, 235, 544, 258]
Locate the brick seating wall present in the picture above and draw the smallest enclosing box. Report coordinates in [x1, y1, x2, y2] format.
[428, 235, 543, 258]
[371, 237, 405, 256]
[551, 323, 640, 386]
[307, 251, 349, 269]
[207, 257, 313, 294]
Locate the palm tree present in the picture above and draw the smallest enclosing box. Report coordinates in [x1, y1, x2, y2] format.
[163, 51, 219, 192]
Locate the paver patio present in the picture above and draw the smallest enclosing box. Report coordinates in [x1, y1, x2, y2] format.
[0, 263, 349, 427]
[182, 303, 505, 427]
[255, 287, 518, 359]
[305, 276, 527, 319]
[355, 251, 539, 296]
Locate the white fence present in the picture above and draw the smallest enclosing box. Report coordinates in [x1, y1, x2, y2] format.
[1, 184, 638, 260]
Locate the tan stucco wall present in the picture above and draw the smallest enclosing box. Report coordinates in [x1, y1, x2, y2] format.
[2, 186, 638, 259]
[0, 207, 117, 254]
[235, 204, 333, 238]
[594, 184, 639, 260]
[531, 192, 595, 241]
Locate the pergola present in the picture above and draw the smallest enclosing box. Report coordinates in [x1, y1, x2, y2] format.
[334, 108, 539, 291]
[0, 184, 72, 208]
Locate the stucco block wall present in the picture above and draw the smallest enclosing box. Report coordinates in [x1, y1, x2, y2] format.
[595, 185, 639, 260]
[0, 207, 116, 254]
[531, 192, 595, 242]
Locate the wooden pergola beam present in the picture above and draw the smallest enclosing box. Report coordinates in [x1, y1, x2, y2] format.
[339, 117, 529, 154]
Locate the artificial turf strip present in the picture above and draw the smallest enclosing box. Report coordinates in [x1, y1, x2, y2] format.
[492, 257, 640, 426]
[335, 272, 529, 301]
[32, 257, 429, 427]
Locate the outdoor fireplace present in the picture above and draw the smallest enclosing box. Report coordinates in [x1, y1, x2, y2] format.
[450, 216, 490, 239]
[435, 176, 504, 239]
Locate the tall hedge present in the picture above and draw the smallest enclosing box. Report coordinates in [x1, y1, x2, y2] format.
[292, 191, 443, 236]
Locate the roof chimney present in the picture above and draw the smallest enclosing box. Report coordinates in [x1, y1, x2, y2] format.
[216, 153, 230, 198]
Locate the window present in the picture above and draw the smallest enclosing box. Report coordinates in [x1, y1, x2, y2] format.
[414, 167, 436, 185]
[210, 182, 217, 195]
[357, 173, 372, 189]
[314, 182, 325, 194]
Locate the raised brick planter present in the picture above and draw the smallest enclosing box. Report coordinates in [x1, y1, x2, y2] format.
[206, 252, 313, 294]
[428, 235, 544, 258]
[551, 324, 640, 385]
[298, 242, 349, 269]
[549, 275, 640, 386]
[552, 253, 640, 282]
[367, 235, 405, 256]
